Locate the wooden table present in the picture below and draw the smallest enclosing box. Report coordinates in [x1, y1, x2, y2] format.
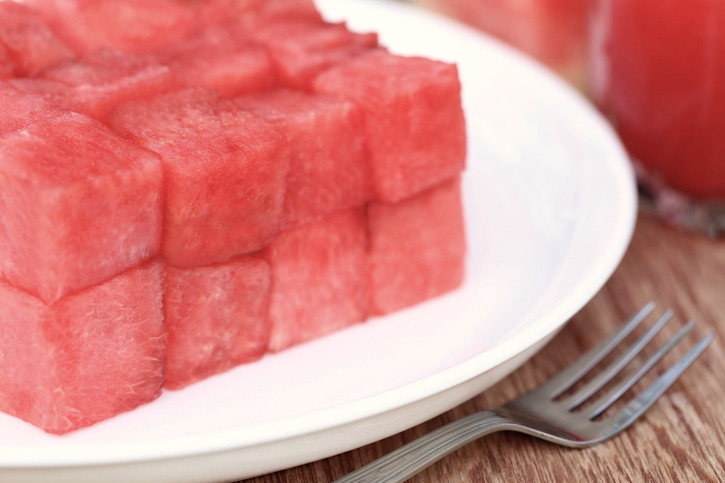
[242, 213, 725, 482]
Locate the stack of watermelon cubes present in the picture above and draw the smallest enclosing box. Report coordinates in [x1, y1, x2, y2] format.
[0, 0, 467, 435]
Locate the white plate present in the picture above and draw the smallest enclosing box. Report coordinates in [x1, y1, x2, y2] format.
[0, 1, 637, 482]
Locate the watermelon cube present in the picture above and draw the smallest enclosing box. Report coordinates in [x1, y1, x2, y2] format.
[314, 50, 467, 202]
[197, 0, 322, 27]
[0, 260, 166, 435]
[236, 89, 370, 228]
[110, 88, 290, 267]
[367, 176, 466, 315]
[243, 20, 379, 90]
[27, 0, 196, 55]
[264, 208, 369, 352]
[164, 255, 271, 390]
[0, 112, 163, 304]
[29, 49, 177, 124]
[153, 26, 276, 97]
[0, 82, 64, 135]
[0, 1, 74, 76]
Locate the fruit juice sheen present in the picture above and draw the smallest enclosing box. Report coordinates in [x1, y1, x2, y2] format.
[590, 0, 725, 201]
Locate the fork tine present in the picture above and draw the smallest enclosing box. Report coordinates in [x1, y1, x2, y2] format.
[546, 302, 655, 399]
[564, 309, 673, 410]
[586, 321, 695, 419]
[603, 332, 713, 438]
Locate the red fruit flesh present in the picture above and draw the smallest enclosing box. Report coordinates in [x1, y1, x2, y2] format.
[27, 0, 196, 55]
[243, 20, 378, 90]
[236, 89, 370, 228]
[264, 208, 369, 352]
[0, 1, 74, 76]
[368, 177, 466, 315]
[0, 82, 65, 134]
[0, 260, 166, 435]
[314, 50, 466, 202]
[164, 255, 271, 390]
[111, 88, 289, 267]
[153, 27, 275, 97]
[0, 112, 163, 304]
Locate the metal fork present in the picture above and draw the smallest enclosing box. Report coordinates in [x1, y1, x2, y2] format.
[335, 303, 713, 483]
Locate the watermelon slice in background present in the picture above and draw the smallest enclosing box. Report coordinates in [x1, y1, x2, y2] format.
[0, 83, 64, 134]
[0, 1, 74, 77]
[0, 112, 163, 305]
[153, 26, 276, 97]
[0, 260, 166, 435]
[236, 89, 370, 228]
[26, 0, 197, 55]
[164, 255, 271, 390]
[110, 87, 290, 268]
[416, 0, 588, 87]
[242, 20, 379, 90]
[264, 208, 369, 352]
[313, 49, 466, 203]
[368, 176, 466, 315]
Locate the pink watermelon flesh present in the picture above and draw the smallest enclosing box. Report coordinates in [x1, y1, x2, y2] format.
[0, 82, 64, 135]
[27, 0, 197, 55]
[110, 87, 289, 267]
[33, 49, 177, 123]
[197, 0, 322, 27]
[0, 42, 15, 78]
[0, 260, 166, 435]
[164, 255, 271, 390]
[314, 50, 467, 202]
[264, 208, 369, 352]
[153, 26, 276, 97]
[367, 176, 466, 315]
[0, 1, 74, 76]
[242, 20, 379, 90]
[0, 112, 163, 304]
[236, 89, 370, 228]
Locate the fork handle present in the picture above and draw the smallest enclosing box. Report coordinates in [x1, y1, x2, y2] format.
[334, 410, 513, 483]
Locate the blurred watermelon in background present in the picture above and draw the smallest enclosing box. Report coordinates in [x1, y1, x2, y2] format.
[411, 0, 588, 88]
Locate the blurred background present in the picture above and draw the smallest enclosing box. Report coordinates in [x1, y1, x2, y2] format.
[405, 0, 589, 90]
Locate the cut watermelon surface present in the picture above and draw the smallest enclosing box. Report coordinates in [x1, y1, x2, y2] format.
[0, 43, 15, 79]
[0, 260, 166, 435]
[236, 89, 370, 228]
[264, 208, 369, 352]
[164, 255, 271, 390]
[37, 49, 177, 123]
[0, 83, 63, 134]
[0, 112, 163, 305]
[368, 177, 466, 315]
[314, 50, 467, 202]
[197, 0, 323, 27]
[244, 20, 379, 90]
[0, 1, 74, 76]
[0, 0, 467, 434]
[27, 0, 197, 55]
[111, 87, 290, 267]
[153, 27, 275, 97]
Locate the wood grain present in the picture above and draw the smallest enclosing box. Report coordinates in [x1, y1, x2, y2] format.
[239, 214, 725, 482]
